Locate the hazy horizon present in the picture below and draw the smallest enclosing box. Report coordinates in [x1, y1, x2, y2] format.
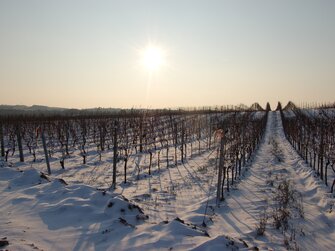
[0, 101, 264, 110]
[1, 0, 334, 110]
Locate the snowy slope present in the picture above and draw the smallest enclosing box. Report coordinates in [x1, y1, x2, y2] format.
[0, 160, 244, 250]
[0, 167, 150, 250]
[1, 111, 334, 250]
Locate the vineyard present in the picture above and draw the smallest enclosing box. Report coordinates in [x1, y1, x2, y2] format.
[280, 102, 335, 192]
[0, 106, 267, 191]
[0, 103, 334, 250]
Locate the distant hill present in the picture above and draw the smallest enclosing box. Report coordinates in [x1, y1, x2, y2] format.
[0, 104, 68, 111]
[0, 104, 124, 117]
[0, 103, 264, 119]
[0, 105, 69, 116]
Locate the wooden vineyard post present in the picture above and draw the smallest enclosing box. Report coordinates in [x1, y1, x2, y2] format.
[16, 125, 24, 162]
[111, 121, 119, 189]
[216, 129, 225, 205]
[124, 152, 128, 183]
[41, 128, 51, 175]
[0, 122, 4, 157]
[149, 150, 152, 175]
[157, 150, 160, 170]
[181, 122, 185, 163]
[139, 117, 143, 153]
[174, 122, 178, 166]
[166, 145, 169, 168]
[198, 120, 201, 154]
[319, 118, 324, 181]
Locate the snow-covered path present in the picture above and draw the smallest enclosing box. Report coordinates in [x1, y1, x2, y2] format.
[210, 111, 335, 250]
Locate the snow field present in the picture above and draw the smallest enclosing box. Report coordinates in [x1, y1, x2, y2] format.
[1, 111, 334, 250]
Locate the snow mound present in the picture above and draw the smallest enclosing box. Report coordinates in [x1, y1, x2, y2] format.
[155, 218, 209, 237]
[38, 191, 146, 230]
[8, 168, 50, 189]
[0, 166, 22, 181]
[14, 175, 149, 230]
[191, 235, 248, 250]
[1, 166, 149, 250]
[114, 218, 211, 250]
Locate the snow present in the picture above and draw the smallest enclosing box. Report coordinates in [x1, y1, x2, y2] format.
[1, 111, 334, 250]
[1, 169, 149, 250]
[192, 235, 248, 251]
[208, 112, 335, 250]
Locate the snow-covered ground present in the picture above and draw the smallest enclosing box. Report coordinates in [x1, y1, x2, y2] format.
[209, 112, 335, 250]
[1, 111, 334, 250]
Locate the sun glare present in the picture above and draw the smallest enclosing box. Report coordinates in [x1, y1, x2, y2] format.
[141, 46, 166, 72]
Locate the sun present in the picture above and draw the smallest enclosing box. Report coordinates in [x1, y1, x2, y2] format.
[141, 46, 166, 72]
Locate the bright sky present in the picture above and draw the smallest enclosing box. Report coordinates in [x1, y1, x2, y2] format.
[0, 0, 334, 109]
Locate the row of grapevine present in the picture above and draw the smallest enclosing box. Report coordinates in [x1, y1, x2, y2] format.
[280, 102, 335, 192]
[216, 109, 269, 202]
[0, 105, 269, 191]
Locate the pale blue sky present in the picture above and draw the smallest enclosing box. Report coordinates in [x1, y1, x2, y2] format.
[0, 0, 334, 109]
